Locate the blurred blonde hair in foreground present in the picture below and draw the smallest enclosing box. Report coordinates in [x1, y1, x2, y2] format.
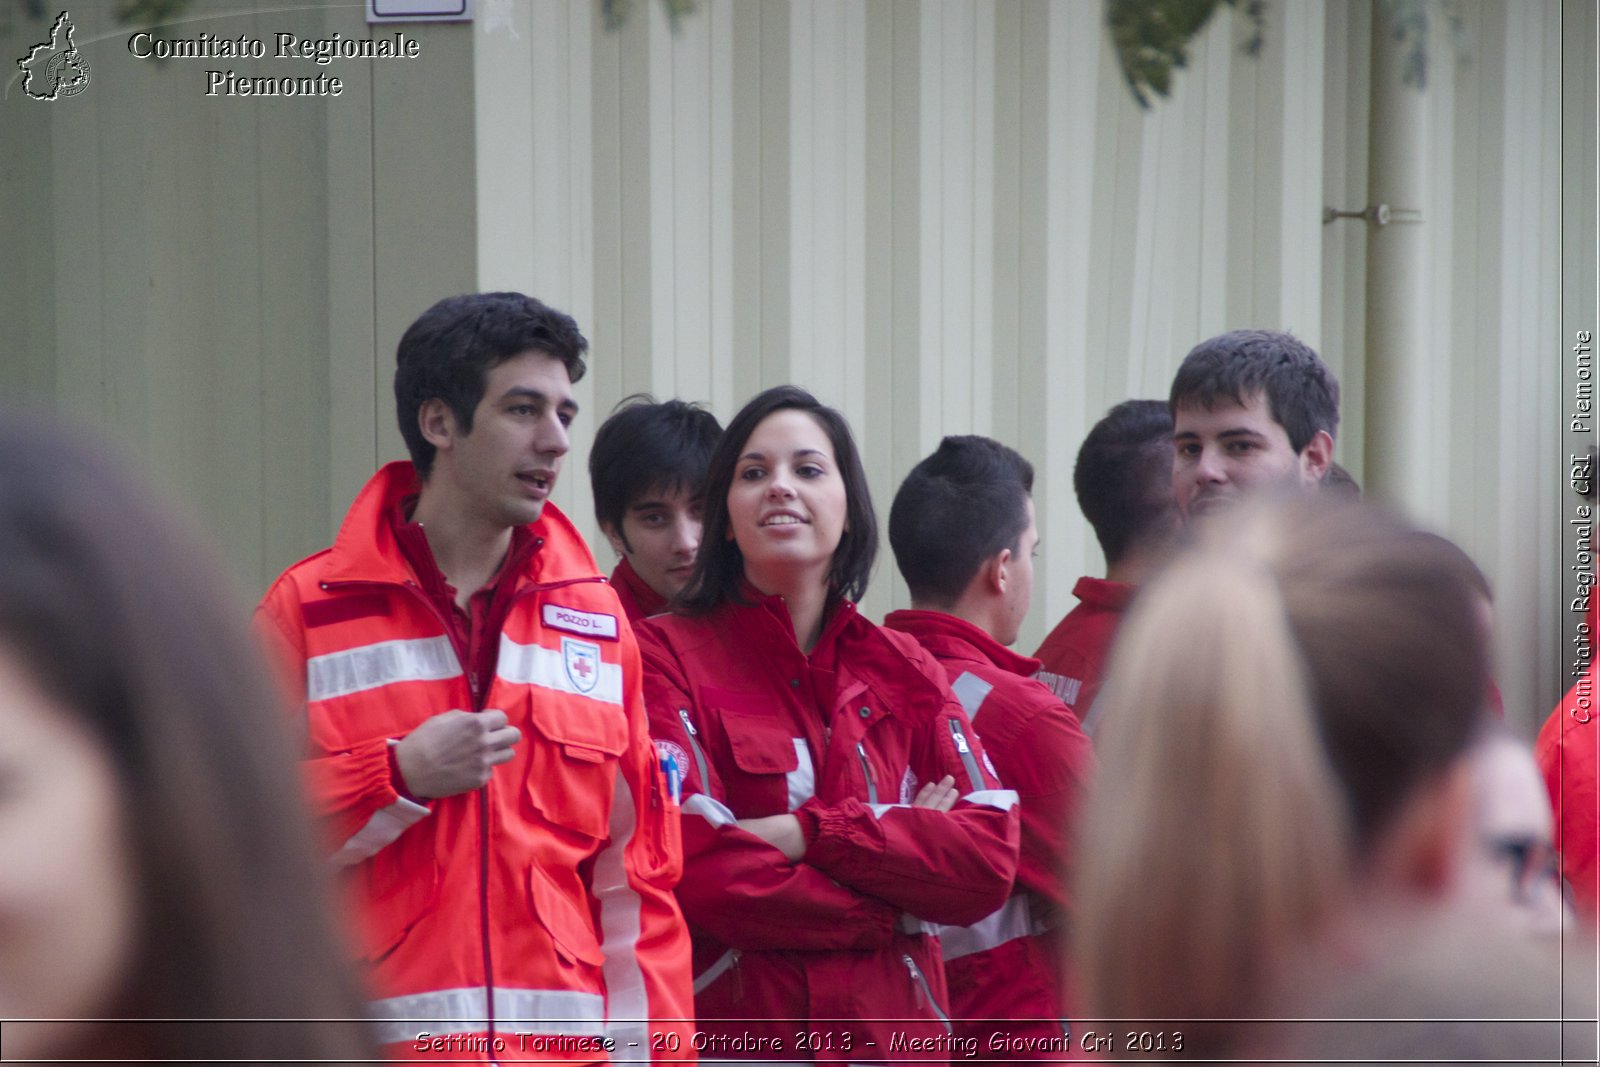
[1069, 494, 1585, 1059]
[0, 410, 375, 1062]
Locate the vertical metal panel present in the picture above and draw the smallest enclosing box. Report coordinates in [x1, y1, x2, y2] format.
[1319, 0, 1370, 481]
[1035, 0, 1103, 643]
[709, 0, 737, 419]
[324, 4, 382, 535]
[730, 1, 769, 412]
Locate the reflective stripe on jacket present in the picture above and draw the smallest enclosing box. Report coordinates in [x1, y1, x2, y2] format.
[255, 462, 694, 1062]
[884, 610, 1096, 1055]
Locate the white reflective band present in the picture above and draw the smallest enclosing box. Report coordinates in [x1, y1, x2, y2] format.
[307, 635, 459, 702]
[495, 636, 624, 706]
[684, 793, 738, 827]
[594, 744, 649, 1051]
[787, 739, 815, 811]
[692, 948, 740, 993]
[1035, 670, 1082, 707]
[332, 795, 430, 867]
[368, 986, 605, 1046]
[868, 803, 909, 818]
[950, 671, 995, 721]
[935, 894, 1042, 961]
[962, 789, 1019, 811]
[1080, 687, 1107, 736]
[899, 912, 939, 936]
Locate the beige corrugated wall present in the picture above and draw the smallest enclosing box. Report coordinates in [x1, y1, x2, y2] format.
[0, 0, 1589, 732]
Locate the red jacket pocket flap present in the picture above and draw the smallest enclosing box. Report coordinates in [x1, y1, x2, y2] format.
[724, 721, 801, 775]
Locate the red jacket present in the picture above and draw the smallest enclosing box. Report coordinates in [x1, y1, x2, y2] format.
[1033, 577, 1134, 728]
[611, 558, 669, 625]
[884, 611, 1095, 1056]
[255, 463, 694, 1062]
[637, 593, 1021, 1062]
[1536, 662, 1599, 920]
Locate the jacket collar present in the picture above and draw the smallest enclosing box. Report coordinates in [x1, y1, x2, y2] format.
[882, 608, 1042, 679]
[611, 557, 669, 618]
[1072, 575, 1136, 610]
[321, 461, 598, 587]
[734, 580, 860, 658]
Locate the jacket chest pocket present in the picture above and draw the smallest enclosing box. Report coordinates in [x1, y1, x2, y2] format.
[707, 691, 809, 815]
[514, 689, 630, 839]
[838, 714, 914, 804]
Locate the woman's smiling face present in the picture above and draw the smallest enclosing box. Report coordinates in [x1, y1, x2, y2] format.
[726, 408, 849, 593]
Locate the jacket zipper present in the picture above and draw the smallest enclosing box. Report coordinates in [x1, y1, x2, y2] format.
[677, 708, 712, 789]
[947, 719, 983, 792]
[856, 742, 877, 804]
[903, 954, 952, 1032]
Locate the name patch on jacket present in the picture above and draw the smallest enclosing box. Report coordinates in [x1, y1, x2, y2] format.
[542, 604, 620, 640]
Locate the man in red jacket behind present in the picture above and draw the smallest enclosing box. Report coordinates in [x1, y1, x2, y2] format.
[885, 435, 1096, 1059]
[1033, 400, 1176, 731]
[255, 293, 694, 1061]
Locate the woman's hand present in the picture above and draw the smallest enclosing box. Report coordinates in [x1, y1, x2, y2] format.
[911, 774, 959, 812]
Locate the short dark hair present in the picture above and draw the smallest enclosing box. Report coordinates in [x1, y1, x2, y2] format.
[677, 385, 878, 612]
[589, 395, 723, 542]
[1075, 399, 1177, 566]
[889, 436, 1035, 608]
[1168, 329, 1341, 452]
[0, 412, 373, 1062]
[394, 291, 589, 477]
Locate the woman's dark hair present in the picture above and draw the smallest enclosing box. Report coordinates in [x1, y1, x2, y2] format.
[677, 385, 878, 612]
[0, 412, 374, 1062]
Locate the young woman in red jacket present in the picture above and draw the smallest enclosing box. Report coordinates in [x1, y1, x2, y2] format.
[637, 386, 1021, 1064]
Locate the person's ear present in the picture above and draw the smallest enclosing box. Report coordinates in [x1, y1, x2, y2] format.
[1300, 429, 1335, 484]
[418, 399, 456, 452]
[990, 548, 1012, 597]
[601, 521, 628, 558]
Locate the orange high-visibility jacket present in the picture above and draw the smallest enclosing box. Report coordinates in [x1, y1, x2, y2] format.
[256, 462, 694, 1063]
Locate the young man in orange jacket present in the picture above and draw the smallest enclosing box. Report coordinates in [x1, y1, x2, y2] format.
[256, 293, 694, 1062]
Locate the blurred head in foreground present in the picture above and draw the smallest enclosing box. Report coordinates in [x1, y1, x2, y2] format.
[1073, 495, 1491, 1057]
[0, 412, 372, 1062]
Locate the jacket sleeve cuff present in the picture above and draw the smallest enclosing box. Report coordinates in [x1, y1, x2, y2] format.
[385, 738, 423, 803]
[794, 802, 825, 849]
[328, 740, 431, 867]
[796, 797, 880, 883]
